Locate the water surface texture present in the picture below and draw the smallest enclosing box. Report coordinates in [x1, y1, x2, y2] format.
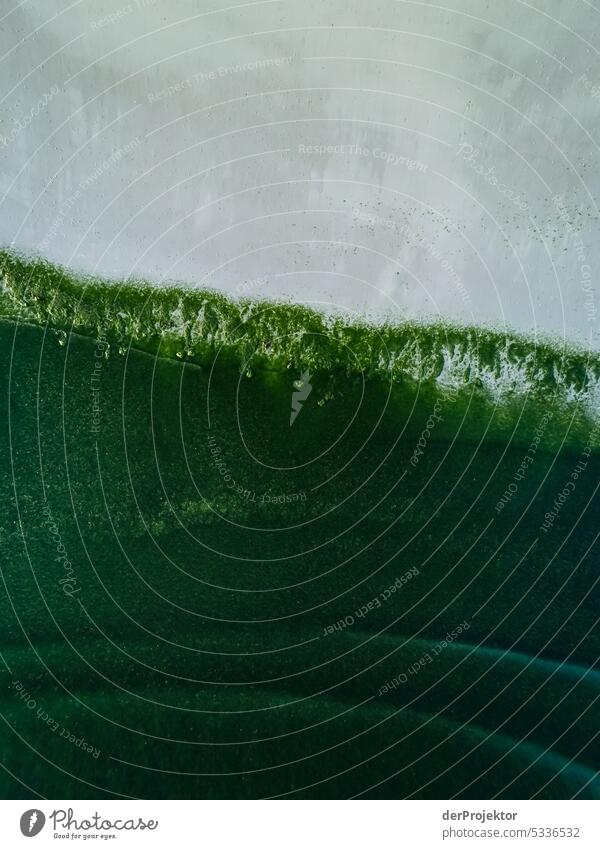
[0, 251, 599, 799]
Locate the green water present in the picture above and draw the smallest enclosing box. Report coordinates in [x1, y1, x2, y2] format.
[0, 250, 599, 799]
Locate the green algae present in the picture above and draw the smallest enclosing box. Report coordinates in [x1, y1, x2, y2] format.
[1, 249, 600, 799]
[0, 248, 597, 393]
[1, 248, 599, 453]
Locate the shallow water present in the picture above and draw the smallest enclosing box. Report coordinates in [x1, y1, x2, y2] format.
[0, 251, 599, 798]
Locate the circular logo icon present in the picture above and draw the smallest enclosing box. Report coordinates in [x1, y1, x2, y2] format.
[19, 810, 46, 837]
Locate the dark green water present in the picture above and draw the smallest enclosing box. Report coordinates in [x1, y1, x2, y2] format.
[0, 250, 599, 799]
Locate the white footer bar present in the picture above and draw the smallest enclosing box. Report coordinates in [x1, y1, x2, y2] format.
[0, 800, 598, 848]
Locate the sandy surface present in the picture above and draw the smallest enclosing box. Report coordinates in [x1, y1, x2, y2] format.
[1, 0, 598, 347]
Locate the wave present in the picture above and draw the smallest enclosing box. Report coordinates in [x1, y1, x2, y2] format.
[1, 248, 599, 450]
